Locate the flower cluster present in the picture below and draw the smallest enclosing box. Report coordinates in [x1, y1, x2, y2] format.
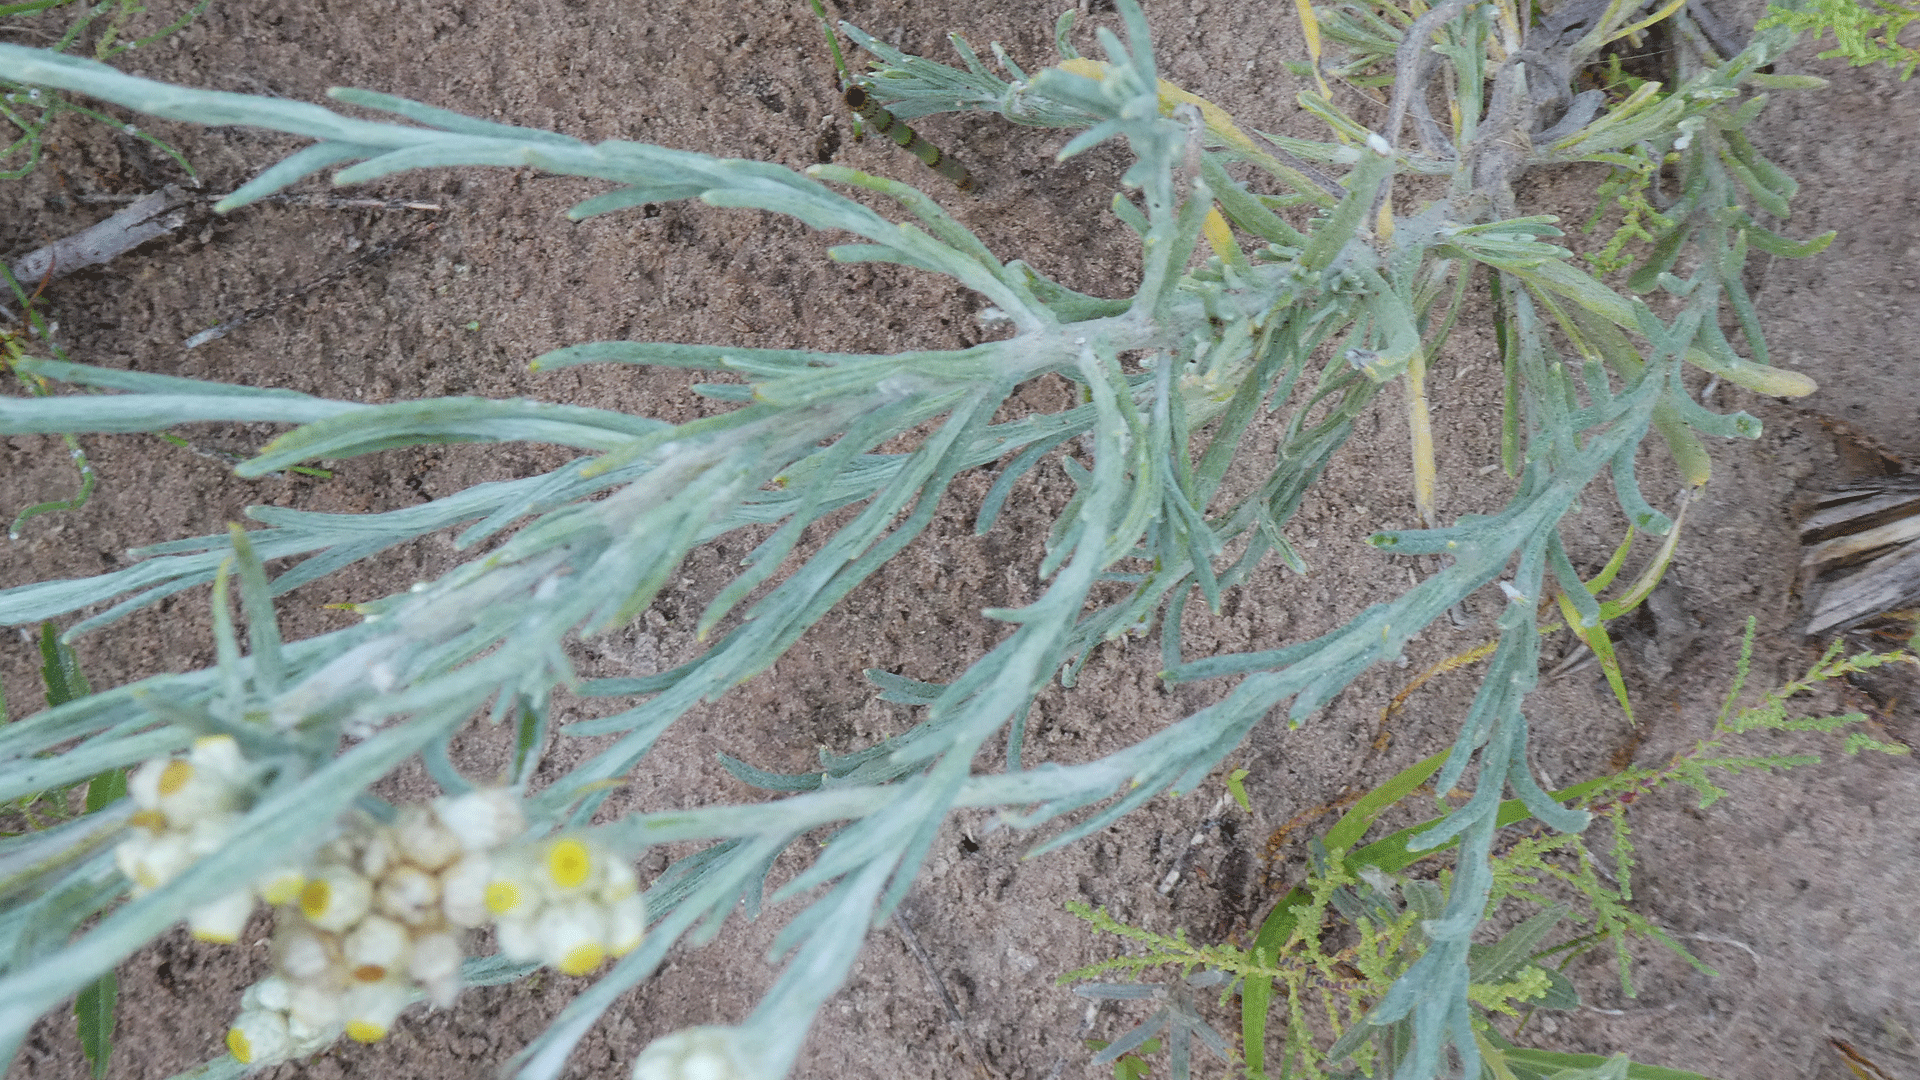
[225, 788, 528, 1064]
[484, 833, 645, 976]
[112, 735, 303, 943]
[109, 742, 650, 1069]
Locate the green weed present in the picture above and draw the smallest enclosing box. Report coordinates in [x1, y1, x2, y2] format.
[1063, 618, 1912, 1079]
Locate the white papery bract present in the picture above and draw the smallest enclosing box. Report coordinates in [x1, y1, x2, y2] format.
[255, 864, 309, 907]
[129, 734, 251, 829]
[482, 854, 544, 920]
[114, 830, 194, 892]
[408, 930, 465, 1007]
[241, 977, 292, 1014]
[227, 976, 345, 1068]
[272, 924, 337, 982]
[608, 893, 646, 957]
[495, 911, 544, 964]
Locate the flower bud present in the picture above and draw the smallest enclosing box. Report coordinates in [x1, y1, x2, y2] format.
[272, 925, 340, 982]
[151, 746, 244, 828]
[608, 893, 646, 958]
[227, 1008, 292, 1066]
[494, 914, 543, 964]
[439, 853, 493, 928]
[411, 931, 466, 1008]
[484, 857, 544, 920]
[317, 833, 362, 868]
[599, 855, 639, 903]
[343, 915, 412, 983]
[358, 829, 397, 879]
[377, 864, 442, 926]
[421, 972, 463, 1010]
[393, 804, 463, 871]
[287, 981, 346, 1030]
[241, 976, 294, 1015]
[341, 978, 413, 1043]
[189, 889, 256, 944]
[116, 832, 193, 893]
[539, 898, 609, 976]
[300, 865, 373, 933]
[408, 930, 463, 986]
[189, 734, 250, 785]
[127, 757, 172, 811]
[286, 1013, 341, 1056]
[434, 788, 526, 852]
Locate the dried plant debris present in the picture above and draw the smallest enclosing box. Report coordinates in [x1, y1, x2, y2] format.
[1800, 475, 1920, 635]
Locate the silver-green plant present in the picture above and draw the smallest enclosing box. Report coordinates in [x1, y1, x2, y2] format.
[0, 1, 1841, 1076]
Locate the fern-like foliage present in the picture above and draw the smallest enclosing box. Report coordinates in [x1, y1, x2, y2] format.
[1758, 0, 1920, 78]
[1065, 619, 1911, 1079]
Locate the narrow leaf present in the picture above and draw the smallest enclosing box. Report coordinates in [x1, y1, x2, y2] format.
[73, 970, 116, 1079]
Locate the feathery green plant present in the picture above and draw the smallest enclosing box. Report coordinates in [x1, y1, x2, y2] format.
[0, 0, 1856, 1076]
[3, 281, 102, 537]
[1758, 0, 1920, 78]
[1063, 619, 1912, 1080]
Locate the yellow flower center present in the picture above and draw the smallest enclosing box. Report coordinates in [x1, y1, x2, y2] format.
[485, 880, 523, 914]
[547, 839, 591, 888]
[556, 942, 606, 976]
[345, 1019, 387, 1043]
[129, 809, 168, 832]
[299, 879, 331, 920]
[159, 760, 194, 796]
[259, 872, 306, 906]
[353, 963, 387, 982]
[226, 1027, 252, 1063]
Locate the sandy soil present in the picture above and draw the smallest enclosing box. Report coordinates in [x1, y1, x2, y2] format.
[3, 1, 1917, 1079]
